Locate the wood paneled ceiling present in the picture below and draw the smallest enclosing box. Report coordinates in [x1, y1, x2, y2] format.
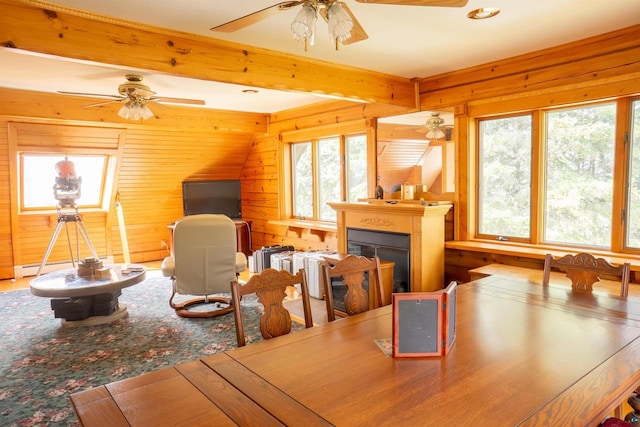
[1, 0, 639, 114]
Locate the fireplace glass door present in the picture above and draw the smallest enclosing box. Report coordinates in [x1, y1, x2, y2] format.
[346, 228, 410, 294]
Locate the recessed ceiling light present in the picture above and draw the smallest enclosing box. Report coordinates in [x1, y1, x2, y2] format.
[467, 7, 500, 20]
[242, 89, 258, 94]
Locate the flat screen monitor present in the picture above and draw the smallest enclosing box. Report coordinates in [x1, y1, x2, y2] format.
[182, 180, 242, 218]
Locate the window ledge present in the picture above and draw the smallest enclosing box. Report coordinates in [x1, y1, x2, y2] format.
[19, 208, 107, 216]
[445, 240, 640, 271]
[269, 220, 336, 242]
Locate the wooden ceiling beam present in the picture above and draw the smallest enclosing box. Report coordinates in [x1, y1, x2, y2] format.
[0, 0, 416, 109]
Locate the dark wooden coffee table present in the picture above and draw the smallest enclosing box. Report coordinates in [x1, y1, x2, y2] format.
[30, 264, 146, 326]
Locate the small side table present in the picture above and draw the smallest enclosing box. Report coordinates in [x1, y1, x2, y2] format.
[30, 264, 146, 326]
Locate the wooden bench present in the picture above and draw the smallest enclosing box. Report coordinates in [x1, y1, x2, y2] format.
[468, 263, 639, 299]
[447, 240, 640, 271]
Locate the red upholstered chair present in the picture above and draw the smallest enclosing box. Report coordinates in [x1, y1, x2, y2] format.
[599, 417, 635, 427]
[231, 268, 313, 347]
[542, 252, 631, 298]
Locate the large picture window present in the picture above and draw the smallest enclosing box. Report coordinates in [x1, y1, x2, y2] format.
[475, 98, 637, 252]
[478, 115, 532, 239]
[9, 123, 123, 215]
[292, 142, 313, 219]
[289, 132, 368, 222]
[346, 134, 368, 203]
[543, 103, 616, 247]
[626, 99, 640, 248]
[20, 154, 110, 210]
[318, 137, 341, 221]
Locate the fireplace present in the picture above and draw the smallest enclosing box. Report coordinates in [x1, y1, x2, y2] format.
[347, 228, 410, 293]
[329, 201, 452, 293]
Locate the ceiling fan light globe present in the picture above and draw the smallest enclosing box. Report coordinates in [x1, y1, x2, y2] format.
[140, 105, 154, 120]
[425, 128, 445, 140]
[327, 3, 354, 42]
[118, 103, 132, 120]
[335, 30, 352, 43]
[291, 3, 317, 39]
[118, 102, 153, 121]
[130, 107, 144, 120]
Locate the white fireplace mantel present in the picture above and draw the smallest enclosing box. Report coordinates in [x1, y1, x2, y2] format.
[329, 201, 452, 293]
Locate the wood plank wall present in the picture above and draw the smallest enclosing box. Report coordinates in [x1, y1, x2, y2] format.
[0, 121, 14, 278]
[1, 120, 258, 278]
[419, 24, 640, 283]
[241, 101, 400, 252]
[1, 24, 639, 280]
[0, 89, 266, 279]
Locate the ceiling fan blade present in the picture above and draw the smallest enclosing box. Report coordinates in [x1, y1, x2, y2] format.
[211, 1, 302, 32]
[355, 0, 468, 6]
[58, 91, 123, 100]
[84, 99, 126, 108]
[339, 3, 369, 45]
[151, 96, 206, 105]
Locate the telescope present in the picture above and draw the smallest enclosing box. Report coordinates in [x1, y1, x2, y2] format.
[37, 157, 98, 276]
[53, 157, 82, 207]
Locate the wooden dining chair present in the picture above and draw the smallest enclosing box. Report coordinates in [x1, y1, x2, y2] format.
[542, 252, 631, 298]
[230, 268, 313, 347]
[321, 254, 384, 322]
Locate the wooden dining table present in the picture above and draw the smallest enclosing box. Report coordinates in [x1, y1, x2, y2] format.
[70, 275, 640, 427]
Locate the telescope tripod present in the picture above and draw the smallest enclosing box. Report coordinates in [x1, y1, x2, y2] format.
[37, 204, 99, 276]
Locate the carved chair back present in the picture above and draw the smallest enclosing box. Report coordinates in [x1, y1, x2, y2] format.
[322, 254, 384, 322]
[542, 252, 631, 298]
[231, 268, 313, 347]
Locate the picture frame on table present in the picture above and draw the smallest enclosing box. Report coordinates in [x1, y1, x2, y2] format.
[392, 281, 457, 358]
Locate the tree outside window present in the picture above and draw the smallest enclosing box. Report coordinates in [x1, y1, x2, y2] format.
[318, 137, 341, 221]
[346, 134, 368, 203]
[544, 103, 615, 247]
[478, 115, 532, 239]
[626, 99, 640, 248]
[292, 142, 313, 219]
[476, 100, 631, 251]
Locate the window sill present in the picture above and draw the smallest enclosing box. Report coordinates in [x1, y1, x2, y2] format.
[19, 208, 107, 216]
[268, 220, 336, 242]
[445, 240, 640, 271]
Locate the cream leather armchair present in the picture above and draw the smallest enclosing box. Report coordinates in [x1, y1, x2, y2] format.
[161, 214, 247, 318]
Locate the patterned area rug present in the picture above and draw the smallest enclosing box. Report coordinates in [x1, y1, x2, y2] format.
[0, 270, 296, 427]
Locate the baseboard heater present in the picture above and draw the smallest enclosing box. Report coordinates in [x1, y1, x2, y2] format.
[14, 256, 115, 279]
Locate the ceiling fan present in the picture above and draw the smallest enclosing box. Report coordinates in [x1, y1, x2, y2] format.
[58, 74, 206, 120]
[211, 0, 468, 50]
[418, 112, 453, 140]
